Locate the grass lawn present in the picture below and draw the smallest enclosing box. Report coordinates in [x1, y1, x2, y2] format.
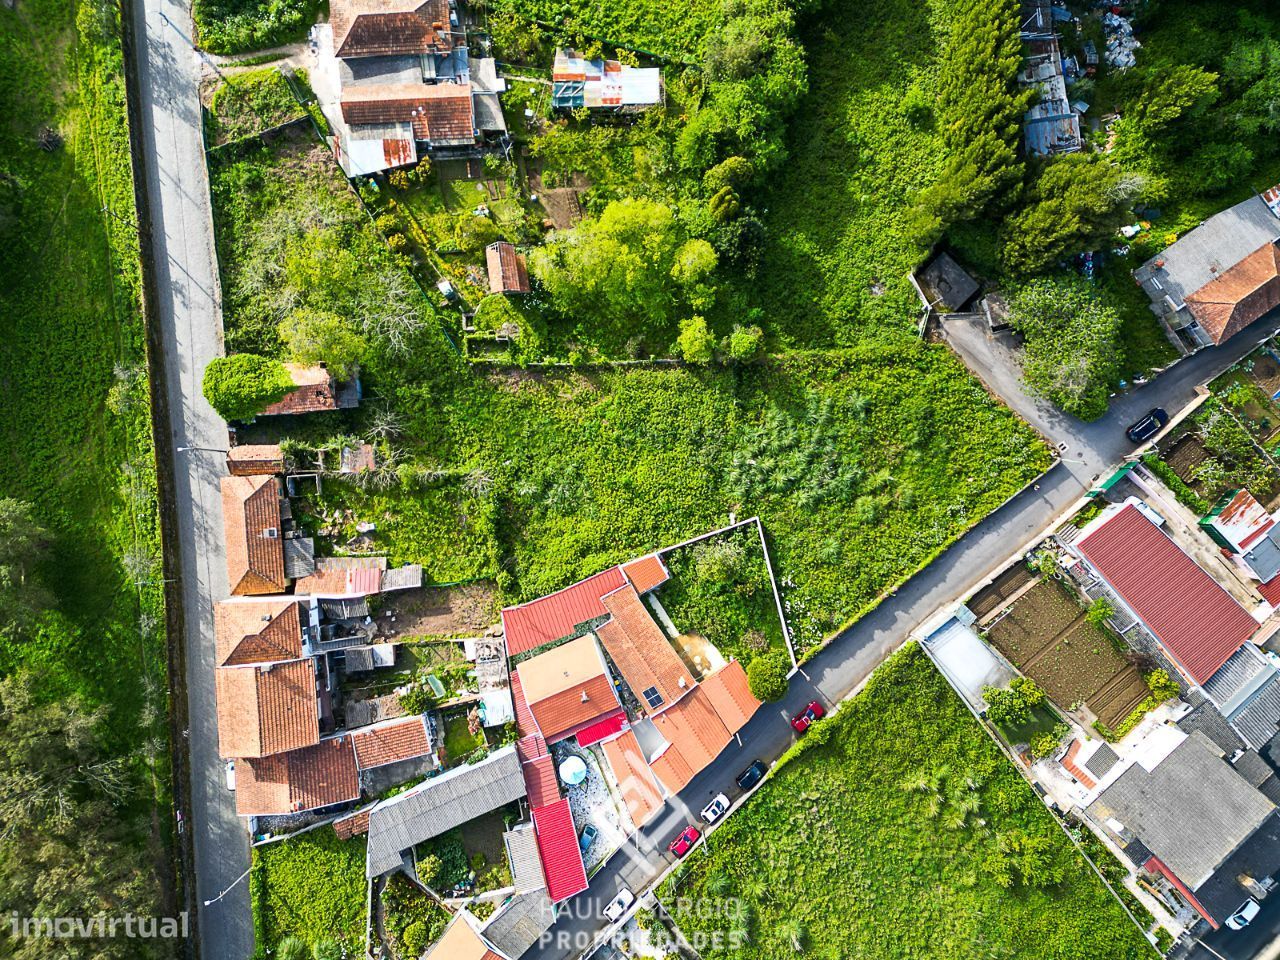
[222, 131, 1053, 658]
[661, 645, 1158, 959]
[252, 831, 367, 954]
[997, 701, 1064, 749]
[0, 0, 170, 927]
[442, 711, 486, 763]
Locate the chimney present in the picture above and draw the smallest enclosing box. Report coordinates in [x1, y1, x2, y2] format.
[581, 690, 590, 703]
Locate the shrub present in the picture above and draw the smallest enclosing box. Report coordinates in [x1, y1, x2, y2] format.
[279, 308, 366, 380]
[676, 316, 717, 363]
[723, 324, 764, 361]
[1085, 597, 1114, 628]
[402, 921, 429, 955]
[983, 677, 1045, 728]
[276, 937, 308, 960]
[201, 353, 294, 422]
[704, 155, 755, 194]
[1146, 669, 1179, 703]
[312, 942, 343, 960]
[1029, 723, 1069, 760]
[456, 216, 502, 254]
[747, 650, 790, 701]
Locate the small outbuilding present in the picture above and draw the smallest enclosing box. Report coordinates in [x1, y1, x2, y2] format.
[486, 241, 530, 294]
[916, 252, 980, 312]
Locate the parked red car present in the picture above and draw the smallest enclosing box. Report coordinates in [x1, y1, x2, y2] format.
[668, 825, 701, 858]
[791, 700, 826, 733]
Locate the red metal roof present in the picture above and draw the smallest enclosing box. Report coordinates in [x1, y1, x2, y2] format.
[1260, 575, 1280, 607]
[532, 799, 588, 902]
[502, 566, 628, 655]
[515, 732, 547, 764]
[575, 710, 627, 748]
[1146, 855, 1219, 928]
[510, 671, 540, 737]
[523, 754, 560, 808]
[1077, 504, 1258, 684]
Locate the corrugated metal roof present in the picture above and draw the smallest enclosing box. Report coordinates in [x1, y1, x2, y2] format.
[502, 566, 628, 655]
[1077, 504, 1257, 684]
[1229, 673, 1280, 749]
[574, 710, 627, 748]
[365, 746, 525, 877]
[532, 799, 588, 902]
[523, 754, 560, 808]
[504, 822, 546, 894]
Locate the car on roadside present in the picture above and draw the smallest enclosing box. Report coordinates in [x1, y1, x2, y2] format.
[1125, 408, 1168, 444]
[578, 823, 598, 852]
[791, 700, 826, 733]
[225, 759, 236, 791]
[701, 793, 731, 824]
[668, 825, 701, 858]
[603, 889, 635, 923]
[1226, 898, 1261, 930]
[736, 759, 767, 791]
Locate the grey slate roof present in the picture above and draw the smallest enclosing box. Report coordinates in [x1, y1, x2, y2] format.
[1231, 672, 1280, 750]
[382, 564, 423, 591]
[917, 252, 979, 312]
[284, 537, 316, 579]
[1204, 646, 1273, 713]
[1179, 695, 1246, 756]
[503, 822, 546, 894]
[1232, 749, 1275, 788]
[1244, 526, 1280, 584]
[1261, 774, 1280, 806]
[1192, 811, 1280, 924]
[1135, 194, 1280, 305]
[339, 54, 423, 87]
[483, 890, 557, 959]
[366, 746, 525, 877]
[1084, 742, 1121, 779]
[1087, 731, 1274, 889]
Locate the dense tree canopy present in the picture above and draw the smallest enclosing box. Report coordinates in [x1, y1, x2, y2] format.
[202, 353, 295, 422]
[279, 308, 366, 380]
[0, 499, 50, 641]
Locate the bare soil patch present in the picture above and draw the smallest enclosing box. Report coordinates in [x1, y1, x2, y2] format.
[381, 582, 499, 638]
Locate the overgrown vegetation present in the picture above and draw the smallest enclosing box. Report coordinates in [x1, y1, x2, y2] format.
[381, 873, 449, 958]
[252, 831, 367, 956]
[206, 68, 305, 145]
[661, 645, 1157, 959]
[0, 0, 170, 951]
[194, 0, 322, 55]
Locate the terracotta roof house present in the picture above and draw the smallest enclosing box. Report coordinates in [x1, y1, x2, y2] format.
[1134, 187, 1280, 352]
[647, 685, 732, 794]
[214, 598, 309, 667]
[340, 83, 477, 146]
[620, 553, 669, 594]
[330, 0, 457, 59]
[293, 555, 424, 597]
[531, 798, 588, 903]
[1087, 730, 1280, 929]
[501, 566, 628, 656]
[350, 716, 432, 770]
[333, 806, 373, 839]
[235, 736, 360, 816]
[215, 658, 320, 759]
[1073, 501, 1259, 686]
[595, 584, 693, 714]
[226, 444, 285, 476]
[486, 241, 530, 294]
[220, 475, 288, 595]
[601, 729, 664, 828]
[424, 911, 510, 960]
[258, 363, 361, 417]
[697, 660, 761, 735]
[515, 634, 621, 742]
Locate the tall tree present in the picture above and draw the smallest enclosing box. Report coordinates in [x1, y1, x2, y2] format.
[0, 498, 50, 640]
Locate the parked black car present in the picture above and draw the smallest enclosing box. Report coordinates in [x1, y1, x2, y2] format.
[735, 759, 767, 791]
[1126, 408, 1168, 444]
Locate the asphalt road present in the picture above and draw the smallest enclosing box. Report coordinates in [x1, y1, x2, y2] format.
[1181, 892, 1280, 960]
[129, 0, 253, 955]
[527, 313, 1280, 960]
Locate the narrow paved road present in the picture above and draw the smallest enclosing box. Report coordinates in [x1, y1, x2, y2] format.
[129, 0, 252, 955]
[528, 313, 1280, 960]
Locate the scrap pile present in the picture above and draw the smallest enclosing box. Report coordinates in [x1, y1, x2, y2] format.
[1102, 11, 1140, 69]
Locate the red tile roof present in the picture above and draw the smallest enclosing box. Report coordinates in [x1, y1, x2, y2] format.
[596, 584, 693, 714]
[226, 444, 285, 476]
[601, 729, 664, 828]
[259, 364, 342, 416]
[350, 716, 431, 769]
[575, 710, 627, 748]
[1077, 504, 1258, 684]
[214, 599, 304, 667]
[334, 807, 372, 839]
[648, 686, 732, 794]
[532, 799, 588, 902]
[340, 83, 476, 144]
[502, 566, 628, 656]
[621, 554, 669, 594]
[486, 242, 530, 294]
[523, 754, 561, 808]
[698, 660, 761, 735]
[215, 658, 320, 759]
[525, 674, 619, 743]
[220, 475, 287, 595]
[1186, 243, 1280, 346]
[236, 736, 360, 816]
[515, 732, 548, 764]
[1060, 739, 1097, 790]
[511, 671, 539, 737]
[515, 633, 620, 742]
[330, 0, 455, 58]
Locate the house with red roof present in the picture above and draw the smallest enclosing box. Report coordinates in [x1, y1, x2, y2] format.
[1071, 499, 1260, 687]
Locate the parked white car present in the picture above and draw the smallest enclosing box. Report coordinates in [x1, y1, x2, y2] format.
[701, 793, 730, 824]
[225, 759, 236, 791]
[603, 889, 634, 924]
[1226, 898, 1261, 930]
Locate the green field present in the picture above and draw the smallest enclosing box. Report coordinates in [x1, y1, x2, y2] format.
[252, 831, 367, 954]
[661, 645, 1159, 960]
[0, 0, 170, 949]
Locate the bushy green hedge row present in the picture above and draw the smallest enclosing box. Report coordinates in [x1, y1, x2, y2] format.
[194, 0, 322, 55]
